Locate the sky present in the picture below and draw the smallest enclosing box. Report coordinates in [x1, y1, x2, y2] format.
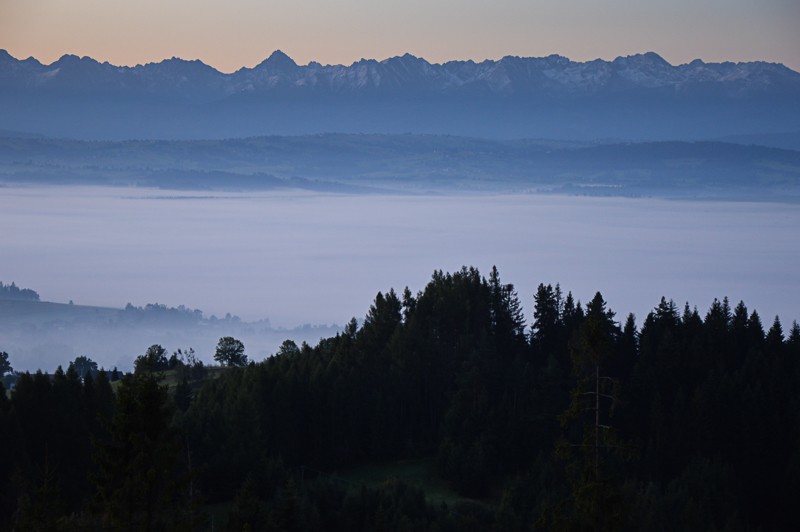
[1, 0, 798, 72]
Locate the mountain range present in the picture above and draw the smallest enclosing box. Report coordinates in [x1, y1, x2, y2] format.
[2, 50, 799, 140]
[3, 49, 798, 96]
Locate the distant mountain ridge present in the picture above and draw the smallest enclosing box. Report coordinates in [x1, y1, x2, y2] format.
[1, 50, 799, 140]
[2, 49, 797, 95]
[2, 134, 799, 201]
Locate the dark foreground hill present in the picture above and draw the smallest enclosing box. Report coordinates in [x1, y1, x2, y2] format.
[1, 267, 799, 530]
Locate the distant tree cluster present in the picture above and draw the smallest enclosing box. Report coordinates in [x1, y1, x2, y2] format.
[123, 302, 203, 325]
[0, 351, 11, 377]
[1, 267, 799, 530]
[0, 281, 39, 301]
[0, 351, 13, 390]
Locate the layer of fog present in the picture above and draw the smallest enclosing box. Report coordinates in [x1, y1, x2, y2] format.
[2, 186, 798, 370]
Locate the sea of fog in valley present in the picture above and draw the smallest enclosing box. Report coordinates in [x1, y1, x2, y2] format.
[2, 185, 799, 371]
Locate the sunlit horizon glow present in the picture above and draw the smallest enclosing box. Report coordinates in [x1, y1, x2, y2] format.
[1, 1, 798, 73]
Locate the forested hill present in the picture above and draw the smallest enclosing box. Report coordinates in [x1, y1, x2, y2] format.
[2, 134, 800, 200]
[1, 267, 799, 530]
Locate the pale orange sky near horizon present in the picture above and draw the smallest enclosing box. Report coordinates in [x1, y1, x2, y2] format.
[1, 0, 798, 72]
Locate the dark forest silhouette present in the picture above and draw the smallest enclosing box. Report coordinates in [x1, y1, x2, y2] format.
[1, 267, 798, 530]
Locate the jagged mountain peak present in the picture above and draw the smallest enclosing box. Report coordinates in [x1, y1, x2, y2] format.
[54, 53, 95, 64]
[382, 53, 431, 69]
[154, 56, 218, 73]
[162, 56, 204, 64]
[613, 51, 669, 66]
[49, 54, 107, 74]
[641, 51, 669, 63]
[256, 50, 298, 70]
[393, 52, 424, 61]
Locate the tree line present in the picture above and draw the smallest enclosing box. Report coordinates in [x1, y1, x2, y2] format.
[0, 282, 39, 302]
[1, 266, 798, 530]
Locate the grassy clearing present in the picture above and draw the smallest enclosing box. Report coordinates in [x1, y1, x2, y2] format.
[108, 365, 228, 393]
[159, 365, 228, 389]
[203, 502, 232, 530]
[335, 457, 469, 507]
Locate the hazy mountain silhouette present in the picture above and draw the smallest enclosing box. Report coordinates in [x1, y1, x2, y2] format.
[2, 134, 798, 201]
[1, 50, 799, 140]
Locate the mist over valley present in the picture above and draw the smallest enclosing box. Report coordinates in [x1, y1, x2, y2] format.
[2, 186, 798, 372]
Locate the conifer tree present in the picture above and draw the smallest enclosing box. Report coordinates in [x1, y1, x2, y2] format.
[93, 373, 189, 531]
[556, 292, 627, 531]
